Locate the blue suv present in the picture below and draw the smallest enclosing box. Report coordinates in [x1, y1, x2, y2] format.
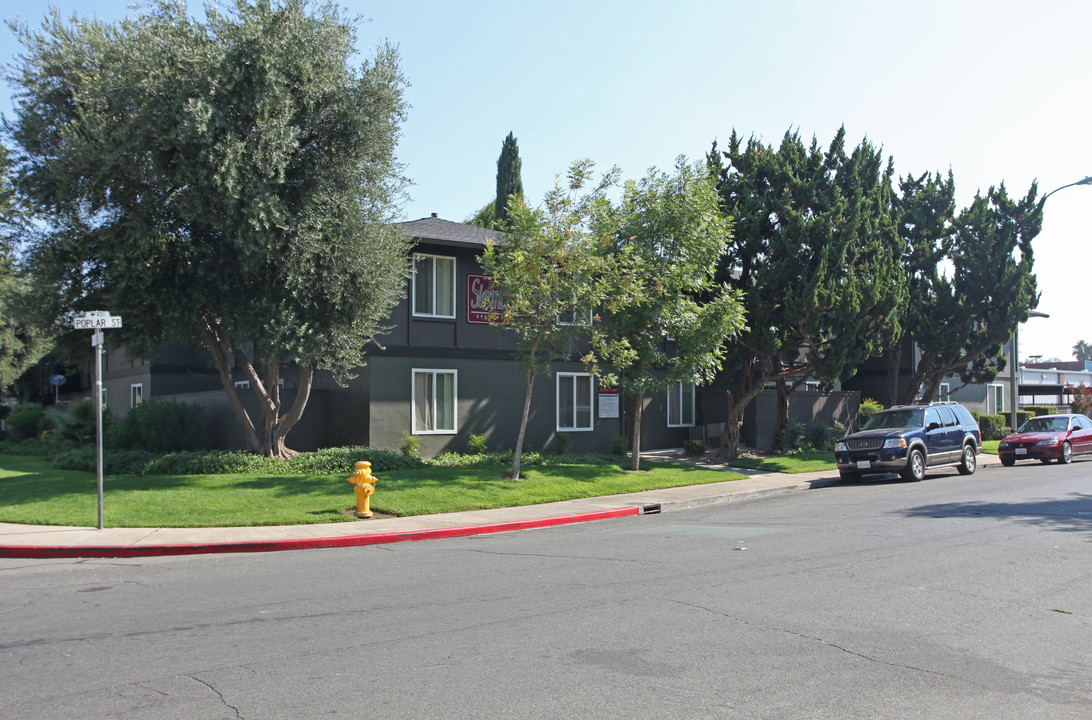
[835, 402, 982, 482]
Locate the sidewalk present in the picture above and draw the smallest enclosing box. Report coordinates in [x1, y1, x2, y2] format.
[0, 451, 1000, 559]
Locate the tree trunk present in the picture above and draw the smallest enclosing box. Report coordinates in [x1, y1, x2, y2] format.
[884, 344, 902, 408]
[629, 392, 643, 471]
[196, 316, 312, 459]
[714, 354, 772, 461]
[511, 368, 534, 481]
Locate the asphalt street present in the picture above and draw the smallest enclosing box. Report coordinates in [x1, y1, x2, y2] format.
[3, 460, 1091, 719]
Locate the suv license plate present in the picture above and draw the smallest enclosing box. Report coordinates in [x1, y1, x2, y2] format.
[1015, 448, 1027, 455]
[856, 460, 871, 469]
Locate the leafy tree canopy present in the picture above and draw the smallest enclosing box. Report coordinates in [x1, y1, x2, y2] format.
[595, 157, 747, 469]
[7, 0, 410, 456]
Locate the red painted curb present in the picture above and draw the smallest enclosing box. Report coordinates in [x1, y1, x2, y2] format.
[0, 506, 640, 559]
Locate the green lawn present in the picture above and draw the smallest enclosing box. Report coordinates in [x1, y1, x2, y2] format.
[981, 440, 999, 455]
[0, 455, 746, 528]
[722, 452, 837, 474]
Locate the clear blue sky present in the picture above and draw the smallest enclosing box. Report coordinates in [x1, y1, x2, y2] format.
[2, 1, 1089, 363]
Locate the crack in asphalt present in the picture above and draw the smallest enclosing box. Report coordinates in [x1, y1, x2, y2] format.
[191, 675, 244, 719]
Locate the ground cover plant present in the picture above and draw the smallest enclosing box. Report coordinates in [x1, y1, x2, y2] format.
[0, 453, 746, 529]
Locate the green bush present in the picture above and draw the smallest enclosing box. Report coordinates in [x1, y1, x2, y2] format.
[785, 422, 808, 450]
[466, 433, 489, 454]
[111, 399, 207, 452]
[609, 434, 628, 456]
[808, 421, 842, 451]
[554, 431, 572, 454]
[51, 400, 107, 444]
[283, 446, 425, 474]
[7, 403, 50, 440]
[1025, 405, 1057, 417]
[0, 436, 67, 456]
[682, 438, 706, 456]
[52, 446, 158, 475]
[977, 414, 1010, 441]
[399, 432, 420, 458]
[859, 398, 883, 425]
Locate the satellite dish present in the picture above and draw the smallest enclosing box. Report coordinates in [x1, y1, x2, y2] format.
[49, 374, 67, 386]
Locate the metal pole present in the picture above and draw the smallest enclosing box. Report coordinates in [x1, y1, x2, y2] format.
[94, 330, 104, 530]
[1010, 326, 1019, 433]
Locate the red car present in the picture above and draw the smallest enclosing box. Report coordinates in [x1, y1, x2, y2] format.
[997, 413, 1092, 466]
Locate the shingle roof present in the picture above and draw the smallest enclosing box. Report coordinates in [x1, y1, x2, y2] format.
[398, 215, 503, 247]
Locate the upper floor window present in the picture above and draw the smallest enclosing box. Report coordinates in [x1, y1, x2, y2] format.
[413, 253, 456, 318]
[130, 383, 143, 409]
[668, 381, 695, 427]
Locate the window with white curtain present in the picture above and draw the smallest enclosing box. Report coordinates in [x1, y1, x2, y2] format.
[668, 381, 695, 427]
[413, 369, 457, 433]
[412, 253, 456, 318]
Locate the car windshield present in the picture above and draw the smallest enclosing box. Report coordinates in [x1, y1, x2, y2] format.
[1019, 417, 1068, 433]
[862, 409, 924, 430]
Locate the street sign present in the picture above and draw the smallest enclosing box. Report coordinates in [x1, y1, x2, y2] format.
[72, 313, 122, 330]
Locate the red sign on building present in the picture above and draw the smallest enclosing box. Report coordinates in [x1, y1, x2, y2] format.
[466, 274, 508, 324]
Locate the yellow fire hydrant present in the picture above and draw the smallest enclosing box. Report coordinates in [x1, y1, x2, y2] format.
[347, 461, 377, 518]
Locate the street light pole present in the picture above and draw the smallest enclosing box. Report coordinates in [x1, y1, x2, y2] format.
[1009, 175, 1091, 431]
[1010, 310, 1049, 432]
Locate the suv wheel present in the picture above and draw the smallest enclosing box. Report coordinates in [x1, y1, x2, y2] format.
[957, 444, 977, 475]
[901, 448, 926, 481]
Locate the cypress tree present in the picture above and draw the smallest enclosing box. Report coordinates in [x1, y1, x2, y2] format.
[493, 132, 524, 225]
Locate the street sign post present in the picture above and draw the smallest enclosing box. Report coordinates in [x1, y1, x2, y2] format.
[72, 311, 122, 530]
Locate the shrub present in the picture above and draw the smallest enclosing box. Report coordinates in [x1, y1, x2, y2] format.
[977, 413, 1010, 441]
[808, 421, 842, 451]
[7, 403, 50, 440]
[785, 422, 808, 450]
[51, 400, 105, 444]
[554, 431, 571, 454]
[682, 438, 705, 456]
[466, 433, 489, 454]
[399, 433, 421, 458]
[609, 434, 628, 457]
[111, 399, 206, 452]
[0, 436, 64, 456]
[283, 446, 425, 474]
[52, 446, 158, 475]
[1069, 383, 1092, 416]
[1025, 405, 1057, 417]
[859, 398, 883, 426]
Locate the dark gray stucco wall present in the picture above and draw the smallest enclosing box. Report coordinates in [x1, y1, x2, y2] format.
[367, 355, 632, 458]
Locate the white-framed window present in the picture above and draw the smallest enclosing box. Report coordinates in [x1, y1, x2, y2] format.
[413, 369, 457, 434]
[987, 383, 1005, 414]
[130, 383, 143, 409]
[412, 253, 456, 318]
[939, 382, 951, 402]
[557, 373, 594, 431]
[235, 380, 250, 390]
[558, 309, 593, 326]
[668, 381, 696, 427]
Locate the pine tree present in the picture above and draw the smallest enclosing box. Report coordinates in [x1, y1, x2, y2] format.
[493, 132, 524, 225]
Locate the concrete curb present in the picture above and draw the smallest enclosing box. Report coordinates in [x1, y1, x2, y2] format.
[0, 507, 641, 559]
